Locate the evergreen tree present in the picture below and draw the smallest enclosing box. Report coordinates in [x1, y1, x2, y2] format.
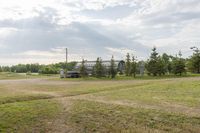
[157, 56, 166, 76]
[172, 51, 186, 76]
[189, 47, 200, 73]
[109, 56, 117, 79]
[80, 59, 87, 77]
[146, 47, 159, 76]
[94, 57, 105, 78]
[162, 53, 172, 74]
[125, 53, 131, 76]
[146, 47, 166, 76]
[130, 56, 137, 77]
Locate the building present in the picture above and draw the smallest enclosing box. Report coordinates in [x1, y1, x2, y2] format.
[74, 60, 125, 75]
[61, 48, 127, 77]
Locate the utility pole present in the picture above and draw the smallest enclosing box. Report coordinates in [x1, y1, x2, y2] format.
[66, 48, 68, 64]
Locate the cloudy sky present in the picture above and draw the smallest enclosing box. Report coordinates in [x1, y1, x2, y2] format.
[0, 0, 200, 65]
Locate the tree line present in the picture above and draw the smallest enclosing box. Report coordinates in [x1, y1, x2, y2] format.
[0, 62, 76, 74]
[79, 46, 200, 78]
[0, 46, 199, 77]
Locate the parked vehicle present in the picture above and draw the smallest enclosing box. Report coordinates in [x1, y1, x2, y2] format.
[66, 71, 80, 78]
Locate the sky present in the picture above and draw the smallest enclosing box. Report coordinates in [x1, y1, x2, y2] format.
[0, 0, 200, 65]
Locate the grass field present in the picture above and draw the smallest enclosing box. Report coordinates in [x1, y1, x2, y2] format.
[0, 72, 58, 80]
[0, 72, 200, 132]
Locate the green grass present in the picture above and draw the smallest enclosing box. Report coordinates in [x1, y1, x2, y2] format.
[0, 79, 149, 102]
[1, 72, 200, 81]
[117, 73, 200, 80]
[0, 94, 53, 105]
[0, 75, 200, 132]
[52, 73, 200, 82]
[0, 84, 54, 105]
[0, 72, 58, 80]
[94, 80, 200, 107]
[0, 99, 60, 132]
[1, 76, 200, 107]
[0, 72, 28, 80]
[68, 100, 200, 133]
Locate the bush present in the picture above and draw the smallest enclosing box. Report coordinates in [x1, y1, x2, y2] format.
[39, 66, 58, 74]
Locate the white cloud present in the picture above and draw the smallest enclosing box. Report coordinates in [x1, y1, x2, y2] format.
[0, 27, 17, 37]
[0, 0, 200, 65]
[105, 47, 134, 55]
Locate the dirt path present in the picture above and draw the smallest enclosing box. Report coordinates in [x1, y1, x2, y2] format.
[46, 97, 75, 133]
[44, 92, 200, 132]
